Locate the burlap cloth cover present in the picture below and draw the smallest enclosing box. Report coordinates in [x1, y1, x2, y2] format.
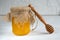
[8, 6, 35, 24]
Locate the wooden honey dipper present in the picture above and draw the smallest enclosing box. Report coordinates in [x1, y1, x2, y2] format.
[28, 4, 54, 34]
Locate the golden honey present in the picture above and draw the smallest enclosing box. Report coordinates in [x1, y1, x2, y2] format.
[12, 17, 30, 36]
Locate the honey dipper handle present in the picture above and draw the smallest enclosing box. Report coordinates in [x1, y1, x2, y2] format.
[28, 4, 47, 25]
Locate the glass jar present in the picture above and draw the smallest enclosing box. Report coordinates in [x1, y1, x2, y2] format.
[11, 7, 37, 36]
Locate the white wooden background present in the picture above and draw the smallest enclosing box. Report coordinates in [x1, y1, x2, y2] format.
[0, 0, 60, 16]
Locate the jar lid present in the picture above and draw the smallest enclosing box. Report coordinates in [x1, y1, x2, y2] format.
[10, 6, 31, 12]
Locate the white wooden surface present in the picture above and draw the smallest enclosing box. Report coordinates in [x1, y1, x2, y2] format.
[0, 16, 60, 40]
